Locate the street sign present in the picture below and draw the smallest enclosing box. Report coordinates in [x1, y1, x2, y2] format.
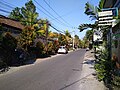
[98, 8, 118, 26]
[98, 10, 112, 17]
[98, 10, 113, 26]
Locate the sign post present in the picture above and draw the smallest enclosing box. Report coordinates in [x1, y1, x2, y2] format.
[98, 8, 118, 76]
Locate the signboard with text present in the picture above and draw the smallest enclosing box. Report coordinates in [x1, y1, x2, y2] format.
[98, 8, 118, 26]
[98, 10, 113, 26]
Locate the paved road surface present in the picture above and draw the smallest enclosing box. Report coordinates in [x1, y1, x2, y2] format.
[0, 49, 86, 90]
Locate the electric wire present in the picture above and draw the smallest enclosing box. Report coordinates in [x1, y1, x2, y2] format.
[34, 0, 72, 28]
[0, 0, 66, 34]
[0, 1, 15, 9]
[1, 0, 16, 7]
[49, 24, 64, 34]
[0, 8, 10, 14]
[50, 22, 65, 33]
[43, 0, 73, 28]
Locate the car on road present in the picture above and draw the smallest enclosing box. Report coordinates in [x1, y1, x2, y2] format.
[86, 48, 89, 51]
[57, 46, 68, 54]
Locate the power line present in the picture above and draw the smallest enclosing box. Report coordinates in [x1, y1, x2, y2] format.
[1, 0, 16, 7]
[35, 3, 67, 31]
[0, 1, 15, 9]
[34, 0, 72, 28]
[51, 23, 65, 32]
[36, 7, 54, 20]
[49, 24, 64, 34]
[0, 8, 10, 13]
[43, 0, 73, 28]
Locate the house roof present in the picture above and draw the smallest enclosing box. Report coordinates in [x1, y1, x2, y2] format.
[0, 15, 24, 30]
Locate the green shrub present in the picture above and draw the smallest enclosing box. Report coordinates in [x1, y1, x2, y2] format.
[94, 50, 112, 82]
[0, 32, 17, 66]
[112, 68, 120, 89]
[35, 41, 45, 57]
[53, 40, 59, 53]
[47, 42, 57, 55]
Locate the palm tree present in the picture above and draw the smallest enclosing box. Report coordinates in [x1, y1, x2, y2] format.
[78, 0, 104, 32]
[85, 29, 93, 41]
[78, 23, 97, 32]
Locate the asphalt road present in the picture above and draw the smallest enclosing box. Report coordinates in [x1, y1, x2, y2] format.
[0, 49, 86, 90]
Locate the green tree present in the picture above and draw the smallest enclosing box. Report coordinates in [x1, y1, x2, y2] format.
[58, 34, 68, 46]
[9, 0, 38, 26]
[17, 26, 36, 51]
[36, 19, 49, 37]
[9, 7, 23, 21]
[85, 29, 93, 41]
[80, 0, 116, 86]
[84, 2, 98, 20]
[65, 30, 71, 38]
[78, 0, 104, 32]
[9, 0, 39, 51]
[78, 23, 97, 32]
[74, 35, 80, 47]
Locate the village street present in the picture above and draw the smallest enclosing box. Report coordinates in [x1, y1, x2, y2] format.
[0, 49, 86, 90]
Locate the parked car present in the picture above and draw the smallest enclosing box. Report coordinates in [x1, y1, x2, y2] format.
[58, 46, 68, 54]
[86, 48, 89, 51]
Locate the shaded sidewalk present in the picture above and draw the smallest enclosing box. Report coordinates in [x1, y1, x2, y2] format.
[79, 50, 106, 90]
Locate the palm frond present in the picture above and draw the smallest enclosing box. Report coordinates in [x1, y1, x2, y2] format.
[78, 23, 97, 32]
[98, 0, 104, 10]
[85, 2, 100, 20]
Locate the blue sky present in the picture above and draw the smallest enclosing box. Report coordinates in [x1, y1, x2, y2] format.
[0, 0, 100, 39]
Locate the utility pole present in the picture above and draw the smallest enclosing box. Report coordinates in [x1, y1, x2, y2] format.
[45, 20, 49, 54]
[73, 30, 75, 50]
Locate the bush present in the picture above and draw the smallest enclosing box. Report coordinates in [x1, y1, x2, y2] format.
[112, 65, 120, 89]
[53, 40, 59, 53]
[35, 41, 45, 57]
[94, 50, 112, 82]
[0, 32, 17, 66]
[47, 42, 55, 54]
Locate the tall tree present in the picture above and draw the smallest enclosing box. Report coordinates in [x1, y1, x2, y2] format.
[78, 0, 104, 32]
[65, 30, 71, 38]
[36, 19, 49, 37]
[78, 23, 97, 32]
[21, 0, 38, 26]
[85, 29, 93, 41]
[58, 34, 68, 46]
[74, 35, 80, 47]
[9, 0, 38, 26]
[84, 2, 98, 20]
[9, 7, 23, 21]
[9, 0, 39, 51]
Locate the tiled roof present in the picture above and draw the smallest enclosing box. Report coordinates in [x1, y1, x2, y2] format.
[0, 15, 24, 30]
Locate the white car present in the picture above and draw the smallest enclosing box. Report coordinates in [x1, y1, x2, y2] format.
[86, 48, 89, 51]
[58, 46, 68, 54]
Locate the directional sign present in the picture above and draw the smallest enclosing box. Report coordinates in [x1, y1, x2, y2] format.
[98, 8, 118, 26]
[98, 10, 112, 17]
[98, 10, 113, 26]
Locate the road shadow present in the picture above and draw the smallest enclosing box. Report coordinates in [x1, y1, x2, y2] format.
[82, 59, 95, 65]
[0, 53, 58, 74]
[59, 73, 94, 90]
[11, 53, 57, 67]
